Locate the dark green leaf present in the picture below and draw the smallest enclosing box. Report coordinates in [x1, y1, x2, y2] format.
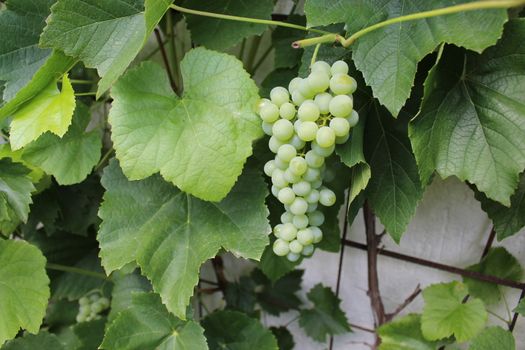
[2, 332, 64, 350]
[252, 269, 303, 316]
[225, 276, 257, 314]
[270, 327, 294, 350]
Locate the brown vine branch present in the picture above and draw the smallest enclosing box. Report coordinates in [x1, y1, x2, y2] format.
[385, 284, 422, 322]
[211, 255, 228, 292]
[154, 28, 178, 93]
[509, 289, 525, 332]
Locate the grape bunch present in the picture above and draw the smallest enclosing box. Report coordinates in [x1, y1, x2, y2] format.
[258, 60, 359, 262]
[76, 293, 110, 323]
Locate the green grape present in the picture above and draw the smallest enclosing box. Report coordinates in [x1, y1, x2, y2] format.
[99, 297, 110, 309]
[329, 94, 353, 118]
[311, 226, 323, 243]
[274, 156, 288, 170]
[273, 239, 290, 256]
[316, 126, 336, 148]
[271, 169, 288, 188]
[289, 135, 306, 150]
[308, 211, 325, 226]
[293, 214, 309, 229]
[277, 144, 296, 162]
[298, 100, 320, 122]
[288, 77, 302, 93]
[347, 110, 359, 127]
[281, 212, 293, 224]
[305, 189, 320, 203]
[335, 134, 350, 144]
[330, 73, 356, 95]
[329, 117, 350, 137]
[290, 197, 308, 215]
[299, 79, 315, 98]
[91, 302, 104, 313]
[311, 141, 335, 157]
[280, 223, 298, 241]
[264, 160, 276, 177]
[294, 119, 302, 133]
[287, 252, 300, 262]
[262, 121, 273, 136]
[303, 167, 321, 182]
[311, 179, 323, 189]
[292, 90, 306, 105]
[307, 202, 318, 213]
[271, 185, 280, 197]
[270, 86, 289, 106]
[280, 102, 296, 120]
[307, 71, 330, 93]
[305, 150, 325, 168]
[297, 121, 318, 141]
[292, 181, 312, 196]
[268, 136, 284, 153]
[311, 61, 331, 76]
[289, 156, 308, 176]
[331, 60, 349, 75]
[289, 240, 304, 254]
[79, 297, 89, 306]
[314, 92, 332, 114]
[284, 168, 301, 184]
[272, 119, 294, 141]
[302, 244, 314, 256]
[277, 187, 296, 205]
[319, 188, 336, 206]
[259, 102, 280, 123]
[273, 224, 284, 238]
[297, 228, 314, 245]
[90, 294, 100, 302]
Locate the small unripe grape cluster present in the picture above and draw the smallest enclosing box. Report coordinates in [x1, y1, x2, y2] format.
[76, 293, 110, 323]
[258, 60, 359, 262]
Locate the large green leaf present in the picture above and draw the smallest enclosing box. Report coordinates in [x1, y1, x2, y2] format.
[22, 102, 101, 185]
[0, 240, 50, 346]
[378, 314, 439, 350]
[0, 159, 35, 225]
[102, 292, 207, 350]
[463, 247, 522, 305]
[421, 282, 487, 342]
[475, 172, 525, 240]
[299, 284, 351, 342]
[2, 331, 64, 350]
[108, 271, 151, 322]
[202, 310, 278, 350]
[185, 0, 274, 50]
[40, 0, 170, 96]
[98, 160, 270, 318]
[304, 0, 507, 116]
[109, 49, 262, 201]
[410, 20, 525, 205]
[9, 75, 75, 150]
[468, 326, 515, 350]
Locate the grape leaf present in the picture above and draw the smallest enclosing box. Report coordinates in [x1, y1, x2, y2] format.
[409, 20, 525, 205]
[0, 159, 35, 224]
[70, 318, 106, 350]
[102, 292, 207, 350]
[202, 310, 278, 350]
[272, 15, 306, 69]
[109, 48, 262, 201]
[378, 314, 439, 350]
[9, 75, 75, 151]
[108, 271, 151, 322]
[0, 240, 50, 346]
[463, 247, 522, 305]
[270, 327, 294, 350]
[2, 331, 64, 350]
[258, 241, 299, 283]
[468, 326, 515, 350]
[184, 0, 274, 50]
[224, 276, 257, 314]
[304, 0, 508, 116]
[22, 102, 101, 185]
[299, 284, 351, 342]
[475, 172, 525, 241]
[252, 269, 303, 316]
[513, 299, 525, 316]
[421, 282, 487, 342]
[98, 159, 270, 318]
[40, 0, 171, 96]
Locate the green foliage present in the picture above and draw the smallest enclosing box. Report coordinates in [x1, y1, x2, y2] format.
[2, 332, 64, 350]
[468, 326, 515, 350]
[270, 327, 294, 350]
[378, 314, 439, 350]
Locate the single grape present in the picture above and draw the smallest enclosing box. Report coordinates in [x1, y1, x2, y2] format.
[79, 297, 89, 306]
[284, 168, 301, 184]
[308, 211, 325, 226]
[305, 150, 325, 168]
[305, 189, 320, 203]
[288, 77, 302, 93]
[280, 223, 298, 241]
[307, 71, 330, 93]
[302, 244, 314, 256]
[262, 121, 273, 136]
[277, 144, 296, 162]
[303, 167, 321, 182]
[293, 214, 309, 229]
[298, 100, 320, 122]
[289, 240, 304, 254]
[311, 226, 323, 243]
[311, 179, 323, 189]
[272, 119, 294, 141]
[287, 252, 300, 262]
[311, 61, 331, 76]
[311, 141, 335, 157]
[290, 197, 308, 215]
[99, 298, 110, 309]
[329, 94, 353, 118]
[270, 86, 289, 106]
[330, 73, 356, 95]
[289, 135, 306, 150]
[278, 187, 296, 205]
[297, 228, 314, 245]
[263, 160, 276, 177]
[335, 134, 350, 144]
[314, 92, 332, 114]
[271, 185, 280, 197]
[289, 156, 308, 176]
[292, 181, 312, 197]
[292, 90, 306, 105]
[91, 302, 104, 313]
[307, 202, 318, 213]
[316, 126, 336, 148]
[271, 169, 288, 188]
[319, 188, 336, 206]
[297, 121, 318, 141]
[347, 110, 359, 127]
[331, 60, 349, 75]
[274, 156, 288, 170]
[280, 102, 296, 120]
[281, 211, 293, 224]
[273, 239, 290, 256]
[273, 224, 284, 238]
[268, 136, 284, 153]
[329, 117, 350, 137]
[299, 79, 315, 98]
[259, 102, 280, 123]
